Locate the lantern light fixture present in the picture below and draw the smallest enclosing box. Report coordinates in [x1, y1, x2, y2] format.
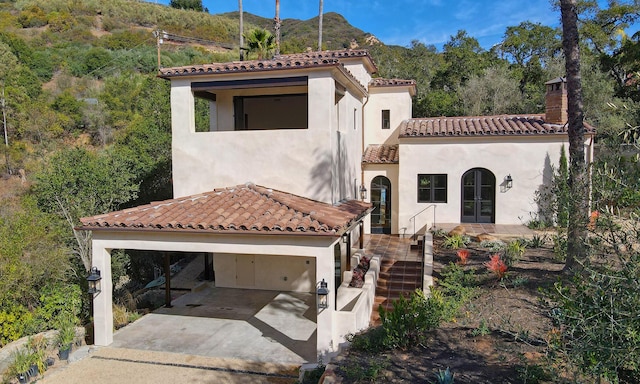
[317, 279, 329, 310]
[87, 266, 102, 296]
[505, 174, 513, 189]
[359, 184, 367, 200]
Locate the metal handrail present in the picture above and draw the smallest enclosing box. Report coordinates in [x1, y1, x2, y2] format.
[408, 204, 437, 241]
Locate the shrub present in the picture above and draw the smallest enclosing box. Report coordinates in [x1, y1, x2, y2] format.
[378, 289, 446, 349]
[503, 239, 526, 267]
[434, 367, 455, 384]
[479, 239, 505, 252]
[438, 263, 477, 317]
[525, 234, 548, 248]
[552, 231, 567, 262]
[546, 211, 640, 382]
[456, 249, 470, 265]
[485, 254, 507, 279]
[18, 5, 48, 28]
[442, 234, 470, 249]
[348, 289, 448, 352]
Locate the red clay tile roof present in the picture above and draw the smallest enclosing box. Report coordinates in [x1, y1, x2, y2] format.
[158, 49, 372, 95]
[362, 145, 399, 164]
[158, 56, 341, 78]
[79, 184, 371, 236]
[369, 78, 416, 87]
[369, 78, 417, 96]
[399, 114, 595, 137]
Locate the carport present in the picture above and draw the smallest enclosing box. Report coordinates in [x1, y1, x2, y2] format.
[79, 184, 370, 362]
[110, 286, 317, 364]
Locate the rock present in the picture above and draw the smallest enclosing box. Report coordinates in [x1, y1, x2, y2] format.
[475, 233, 497, 242]
[448, 225, 466, 236]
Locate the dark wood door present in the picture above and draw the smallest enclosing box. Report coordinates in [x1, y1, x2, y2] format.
[371, 176, 391, 234]
[461, 169, 495, 223]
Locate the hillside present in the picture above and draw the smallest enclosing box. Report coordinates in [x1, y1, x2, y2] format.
[221, 11, 379, 52]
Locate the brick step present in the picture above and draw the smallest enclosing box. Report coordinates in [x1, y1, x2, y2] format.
[377, 279, 421, 289]
[376, 286, 421, 297]
[379, 271, 422, 280]
[380, 265, 422, 273]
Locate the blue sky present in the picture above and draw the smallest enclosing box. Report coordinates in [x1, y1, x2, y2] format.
[149, 1, 636, 50]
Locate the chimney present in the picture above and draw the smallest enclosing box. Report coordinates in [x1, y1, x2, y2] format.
[545, 77, 567, 124]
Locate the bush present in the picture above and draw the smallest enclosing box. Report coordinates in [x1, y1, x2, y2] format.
[479, 239, 505, 252]
[378, 289, 446, 349]
[502, 239, 526, 267]
[442, 234, 470, 249]
[546, 210, 640, 382]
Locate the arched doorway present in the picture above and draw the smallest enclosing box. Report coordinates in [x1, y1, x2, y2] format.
[370, 176, 391, 234]
[461, 168, 495, 223]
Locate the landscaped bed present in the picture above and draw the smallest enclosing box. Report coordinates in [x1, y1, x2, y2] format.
[329, 232, 565, 384]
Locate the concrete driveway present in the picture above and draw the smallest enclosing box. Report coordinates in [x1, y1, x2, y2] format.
[41, 285, 315, 383]
[110, 286, 317, 364]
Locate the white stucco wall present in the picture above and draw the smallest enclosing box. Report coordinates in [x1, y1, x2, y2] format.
[213, 253, 316, 292]
[397, 136, 593, 231]
[341, 61, 372, 89]
[364, 88, 413, 146]
[171, 71, 365, 204]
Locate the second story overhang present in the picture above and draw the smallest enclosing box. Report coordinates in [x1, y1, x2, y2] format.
[159, 50, 371, 98]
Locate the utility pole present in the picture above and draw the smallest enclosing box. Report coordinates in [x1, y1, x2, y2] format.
[239, 0, 244, 60]
[1, 84, 10, 175]
[274, 0, 281, 56]
[153, 30, 166, 71]
[318, 0, 323, 50]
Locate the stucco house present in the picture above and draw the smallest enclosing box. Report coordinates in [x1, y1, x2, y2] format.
[80, 50, 594, 362]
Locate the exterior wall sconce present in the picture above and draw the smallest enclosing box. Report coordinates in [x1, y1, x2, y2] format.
[359, 184, 367, 201]
[341, 233, 349, 243]
[87, 267, 102, 296]
[505, 174, 513, 189]
[317, 279, 329, 309]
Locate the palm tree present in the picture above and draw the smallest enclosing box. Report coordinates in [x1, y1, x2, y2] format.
[560, 0, 588, 273]
[239, 0, 244, 60]
[318, 0, 323, 50]
[244, 28, 276, 60]
[274, 0, 281, 55]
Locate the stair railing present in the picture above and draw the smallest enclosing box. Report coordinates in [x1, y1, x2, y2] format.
[408, 204, 437, 242]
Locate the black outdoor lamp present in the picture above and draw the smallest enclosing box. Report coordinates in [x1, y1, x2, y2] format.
[505, 174, 513, 189]
[359, 184, 367, 201]
[317, 279, 329, 310]
[87, 266, 102, 296]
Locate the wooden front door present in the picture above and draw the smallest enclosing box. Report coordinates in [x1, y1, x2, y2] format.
[461, 168, 495, 223]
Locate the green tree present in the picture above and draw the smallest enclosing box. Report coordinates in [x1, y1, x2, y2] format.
[560, 0, 589, 272]
[169, 0, 208, 12]
[459, 65, 523, 115]
[33, 148, 139, 271]
[498, 21, 561, 67]
[244, 28, 275, 60]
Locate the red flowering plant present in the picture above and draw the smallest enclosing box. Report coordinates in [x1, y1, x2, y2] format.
[588, 210, 600, 230]
[484, 254, 507, 279]
[456, 249, 470, 265]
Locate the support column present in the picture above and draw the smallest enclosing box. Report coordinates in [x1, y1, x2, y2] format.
[316, 246, 335, 360]
[204, 253, 214, 281]
[164, 252, 172, 308]
[92, 242, 113, 346]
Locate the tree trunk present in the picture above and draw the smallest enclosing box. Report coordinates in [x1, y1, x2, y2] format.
[239, 0, 244, 61]
[560, 0, 589, 273]
[318, 0, 323, 50]
[274, 0, 281, 55]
